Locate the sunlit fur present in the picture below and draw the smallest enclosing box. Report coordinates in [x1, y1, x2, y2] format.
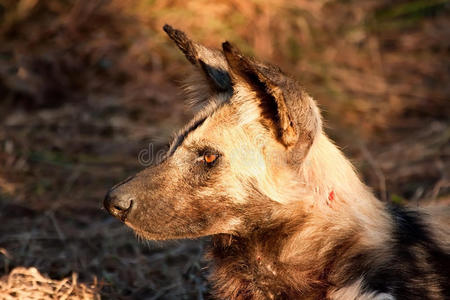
[329, 279, 395, 300]
[105, 26, 450, 299]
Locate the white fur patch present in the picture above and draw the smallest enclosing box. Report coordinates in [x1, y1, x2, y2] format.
[329, 279, 396, 300]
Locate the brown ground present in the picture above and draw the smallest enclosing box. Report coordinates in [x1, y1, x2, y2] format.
[0, 0, 449, 299]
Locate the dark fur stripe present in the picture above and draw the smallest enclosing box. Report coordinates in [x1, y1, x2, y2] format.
[167, 116, 206, 157]
[361, 205, 450, 299]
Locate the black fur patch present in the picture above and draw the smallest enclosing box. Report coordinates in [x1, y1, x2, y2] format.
[198, 60, 232, 93]
[361, 205, 450, 299]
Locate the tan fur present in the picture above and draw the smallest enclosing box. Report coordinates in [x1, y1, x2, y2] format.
[329, 279, 395, 300]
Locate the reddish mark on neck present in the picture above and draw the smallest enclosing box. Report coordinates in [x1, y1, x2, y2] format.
[327, 190, 335, 207]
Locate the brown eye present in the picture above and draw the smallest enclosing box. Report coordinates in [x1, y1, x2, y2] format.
[204, 153, 218, 164]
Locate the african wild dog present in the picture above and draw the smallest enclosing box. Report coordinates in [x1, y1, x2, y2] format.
[104, 25, 450, 299]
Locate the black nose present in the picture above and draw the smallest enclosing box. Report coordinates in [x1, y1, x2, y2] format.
[104, 189, 134, 221]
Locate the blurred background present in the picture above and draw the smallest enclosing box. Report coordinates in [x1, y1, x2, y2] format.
[0, 0, 449, 299]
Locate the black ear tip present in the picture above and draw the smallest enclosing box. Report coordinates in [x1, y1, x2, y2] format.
[163, 25, 197, 65]
[163, 24, 173, 33]
[222, 41, 232, 52]
[222, 42, 242, 58]
[163, 24, 189, 44]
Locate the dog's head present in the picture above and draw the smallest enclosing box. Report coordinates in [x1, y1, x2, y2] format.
[104, 25, 322, 240]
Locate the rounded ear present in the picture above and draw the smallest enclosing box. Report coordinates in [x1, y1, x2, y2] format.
[163, 25, 232, 94]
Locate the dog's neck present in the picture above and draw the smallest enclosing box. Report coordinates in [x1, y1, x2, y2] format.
[297, 133, 371, 206]
[208, 133, 392, 299]
[298, 132, 392, 246]
[208, 213, 369, 299]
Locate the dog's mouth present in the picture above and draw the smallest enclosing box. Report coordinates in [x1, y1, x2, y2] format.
[124, 221, 158, 240]
[124, 220, 177, 241]
[124, 219, 213, 241]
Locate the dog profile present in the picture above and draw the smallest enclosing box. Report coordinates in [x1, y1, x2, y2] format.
[104, 25, 450, 299]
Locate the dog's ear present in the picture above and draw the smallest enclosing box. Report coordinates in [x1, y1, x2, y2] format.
[222, 42, 299, 148]
[163, 25, 232, 95]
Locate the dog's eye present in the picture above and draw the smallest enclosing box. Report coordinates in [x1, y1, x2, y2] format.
[196, 148, 221, 166]
[204, 153, 218, 164]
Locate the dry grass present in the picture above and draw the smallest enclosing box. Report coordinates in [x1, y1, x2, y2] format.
[0, 267, 100, 300]
[0, 0, 449, 298]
